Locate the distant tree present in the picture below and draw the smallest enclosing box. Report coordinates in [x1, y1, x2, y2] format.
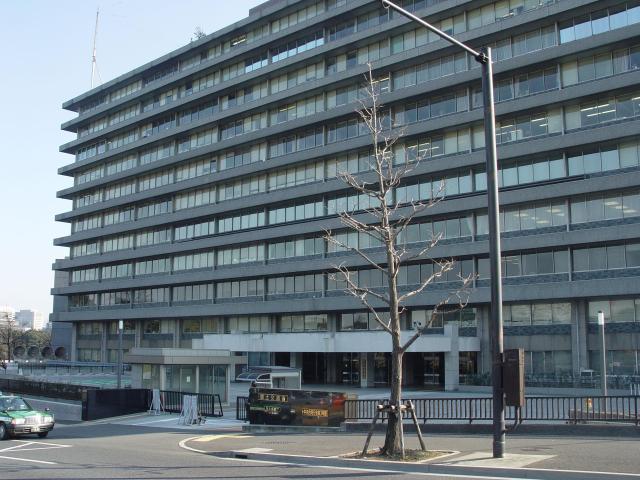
[0, 317, 21, 362]
[19, 329, 51, 349]
[192, 26, 206, 41]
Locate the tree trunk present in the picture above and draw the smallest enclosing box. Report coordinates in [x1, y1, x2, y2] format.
[382, 335, 404, 456]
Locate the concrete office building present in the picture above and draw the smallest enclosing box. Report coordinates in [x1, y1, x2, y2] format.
[0, 306, 16, 328]
[15, 310, 46, 331]
[51, 0, 640, 398]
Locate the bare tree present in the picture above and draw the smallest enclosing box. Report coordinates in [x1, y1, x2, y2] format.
[192, 26, 206, 41]
[325, 65, 473, 457]
[0, 317, 20, 363]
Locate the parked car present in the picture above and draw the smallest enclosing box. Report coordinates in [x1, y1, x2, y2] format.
[0, 395, 55, 439]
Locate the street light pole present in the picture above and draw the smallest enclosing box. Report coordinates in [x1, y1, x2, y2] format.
[380, 0, 505, 458]
[598, 311, 607, 396]
[117, 319, 123, 389]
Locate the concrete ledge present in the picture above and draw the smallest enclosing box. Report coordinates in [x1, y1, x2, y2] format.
[345, 421, 640, 437]
[242, 424, 345, 434]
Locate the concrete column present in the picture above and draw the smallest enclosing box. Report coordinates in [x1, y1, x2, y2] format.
[130, 364, 142, 388]
[70, 323, 78, 362]
[444, 324, 460, 392]
[173, 319, 180, 348]
[365, 352, 376, 388]
[326, 353, 337, 384]
[135, 320, 142, 348]
[359, 352, 368, 388]
[572, 300, 589, 375]
[159, 365, 166, 391]
[289, 352, 303, 369]
[101, 321, 108, 363]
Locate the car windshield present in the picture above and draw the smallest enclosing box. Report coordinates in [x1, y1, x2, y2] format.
[0, 397, 32, 412]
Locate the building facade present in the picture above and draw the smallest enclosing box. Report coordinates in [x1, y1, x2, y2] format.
[0, 306, 16, 328]
[52, 0, 640, 396]
[15, 310, 46, 331]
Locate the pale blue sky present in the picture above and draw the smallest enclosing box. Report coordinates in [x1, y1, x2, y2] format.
[0, 0, 264, 317]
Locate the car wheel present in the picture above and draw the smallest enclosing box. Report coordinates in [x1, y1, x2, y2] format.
[0, 423, 8, 440]
[37, 431, 49, 438]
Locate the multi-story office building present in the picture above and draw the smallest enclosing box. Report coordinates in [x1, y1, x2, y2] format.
[0, 306, 16, 328]
[51, 0, 640, 399]
[15, 310, 46, 331]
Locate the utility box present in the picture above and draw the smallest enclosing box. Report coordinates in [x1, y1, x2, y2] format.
[503, 348, 525, 407]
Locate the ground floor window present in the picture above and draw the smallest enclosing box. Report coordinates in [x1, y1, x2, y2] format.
[77, 348, 101, 362]
[588, 349, 638, 375]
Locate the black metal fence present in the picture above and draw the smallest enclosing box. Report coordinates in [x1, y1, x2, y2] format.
[237, 395, 249, 421]
[160, 390, 223, 417]
[82, 388, 150, 421]
[343, 395, 640, 425]
[237, 395, 639, 425]
[0, 377, 87, 400]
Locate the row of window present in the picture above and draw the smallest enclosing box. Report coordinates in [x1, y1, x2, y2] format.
[72, 0, 562, 163]
[76, 0, 535, 120]
[68, 243, 640, 308]
[74, 296, 640, 337]
[70, 181, 640, 281]
[70, 136, 640, 255]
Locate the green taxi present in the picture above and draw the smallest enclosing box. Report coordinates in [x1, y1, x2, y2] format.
[0, 395, 55, 440]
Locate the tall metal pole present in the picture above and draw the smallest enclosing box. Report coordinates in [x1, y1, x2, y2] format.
[482, 48, 505, 458]
[598, 311, 607, 396]
[117, 319, 123, 389]
[380, 0, 504, 459]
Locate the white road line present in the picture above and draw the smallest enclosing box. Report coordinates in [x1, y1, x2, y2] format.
[0, 454, 56, 465]
[195, 453, 529, 479]
[177, 437, 522, 479]
[0, 442, 36, 453]
[130, 417, 179, 426]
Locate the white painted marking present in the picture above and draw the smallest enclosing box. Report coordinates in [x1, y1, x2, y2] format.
[0, 441, 36, 453]
[0, 454, 56, 465]
[235, 447, 273, 454]
[130, 417, 179, 426]
[435, 451, 555, 468]
[178, 436, 206, 453]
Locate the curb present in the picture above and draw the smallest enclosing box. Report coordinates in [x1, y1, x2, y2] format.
[242, 424, 345, 434]
[344, 421, 640, 437]
[192, 449, 640, 480]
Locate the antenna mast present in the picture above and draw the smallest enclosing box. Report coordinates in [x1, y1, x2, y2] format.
[90, 7, 102, 88]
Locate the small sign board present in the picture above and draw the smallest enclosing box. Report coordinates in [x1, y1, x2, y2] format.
[247, 387, 346, 427]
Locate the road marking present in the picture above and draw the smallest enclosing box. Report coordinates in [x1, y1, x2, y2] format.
[193, 434, 253, 442]
[435, 451, 555, 468]
[0, 454, 57, 465]
[130, 417, 180, 426]
[236, 447, 273, 454]
[0, 440, 72, 454]
[195, 453, 529, 479]
[0, 441, 37, 453]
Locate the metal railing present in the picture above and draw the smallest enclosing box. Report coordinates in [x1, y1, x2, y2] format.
[343, 396, 639, 425]
[237, 394, 639, 425]
[160, 390, 223, 417]
[237, 395, 249, 421]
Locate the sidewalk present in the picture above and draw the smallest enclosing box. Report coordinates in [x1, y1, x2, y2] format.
[182, 430, 640, 479]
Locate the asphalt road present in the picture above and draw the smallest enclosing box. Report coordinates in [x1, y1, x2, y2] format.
[0, 422, 498, 480]
[1, 419, 639, 480]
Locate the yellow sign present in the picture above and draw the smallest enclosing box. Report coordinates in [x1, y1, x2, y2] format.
[301, 408, 329, 417]
[258, 393, 289, 402]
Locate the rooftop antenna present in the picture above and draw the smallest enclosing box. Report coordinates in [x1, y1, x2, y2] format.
[90, 7, 102, 88]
